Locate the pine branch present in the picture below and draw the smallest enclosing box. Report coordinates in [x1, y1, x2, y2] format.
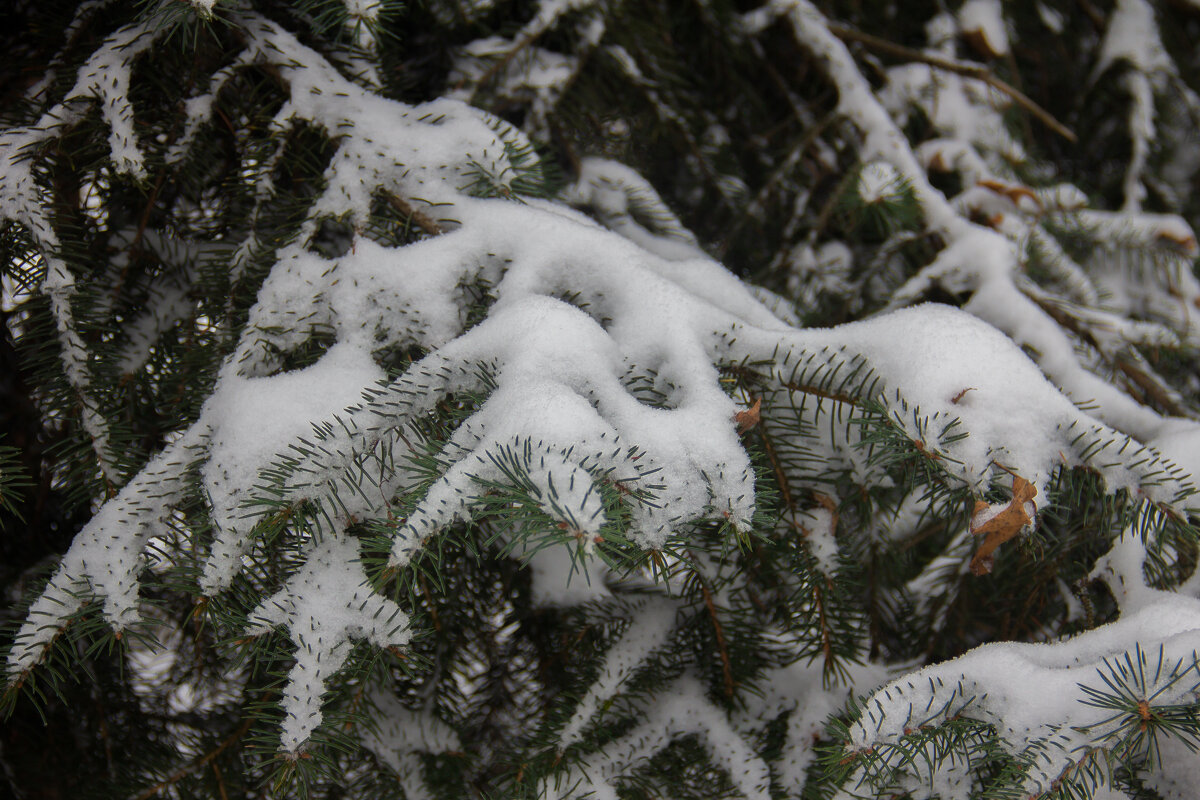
[385, 193, 445, 237]
[824, 21, 1078, 143]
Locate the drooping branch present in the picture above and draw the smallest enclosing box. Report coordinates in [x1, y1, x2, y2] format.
[824, 21, 1078, 143]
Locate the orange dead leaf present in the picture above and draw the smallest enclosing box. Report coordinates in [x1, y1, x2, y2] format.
[977, 179, 1042, 212]
[951, 387, 976, 404]
[735, 397, 762, 434]
[976, 179, 1009, 194]
[962, 28, 1003, 60]
[191, 598, 209, 620]
[815, 491, 838, 515]
[1137, 699, 1153, 728]
[814, 491, 840, 536]
[969, 475, 1037, 575]
[1156, 229, 1199, 257]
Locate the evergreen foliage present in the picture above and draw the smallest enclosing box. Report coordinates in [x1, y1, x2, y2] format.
[3, 1, 1200, 798]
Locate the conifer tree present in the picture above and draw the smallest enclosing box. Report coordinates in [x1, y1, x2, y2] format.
[4, 1, 1200, 798]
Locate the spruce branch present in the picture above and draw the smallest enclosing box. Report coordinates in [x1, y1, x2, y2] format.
[130, 717, 254, 800]
[5, 1, 1200, 798]
[823, 21, 1078, 143]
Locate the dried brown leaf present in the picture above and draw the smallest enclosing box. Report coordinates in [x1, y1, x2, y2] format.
[969, 475, 1037, 575]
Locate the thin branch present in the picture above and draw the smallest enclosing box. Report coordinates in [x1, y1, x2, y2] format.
[1028, 292, 1190, 416]
[1075, 0, 1107, 31]
[211, 761, 230, 800]
[695, 568, 735, 699]
[825, 22, 1078, 143]
[783, 380, 860, 407]
[757, 419, 795, 513]
[812, 579, 835, 666]
[386, 194, 446, 237]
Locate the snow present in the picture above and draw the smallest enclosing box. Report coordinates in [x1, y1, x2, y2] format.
[7, 427, 203, 672]
[957, 0, 1009, 57]
[8, 0, 1200, 781]
[200, 342, 386, 593]
[246, 533, 410, 751]
[563, 157, 706, 260]
[802, 504, 839, 571]
[1093, 0, 1171, 212]
[361, 689, 459, 799]
[64, 23, 157, 180]
[1036, 2, 1065, 33]
[558, 600, 676, 747]
[522, 536, 613, 606]
[855, 161, 902, 204]
[739, 654, 887, 793]
[1149, 422, 1200, 493]
[0, 19, 165, 486]
[343, 0, 381, 20]
[1096, 0, 1171, 76]
[847, 595, 1200, 796]
[747, 0, 965, 238]
[729, 296, 1191, 510]
[546, 677, 772, 800]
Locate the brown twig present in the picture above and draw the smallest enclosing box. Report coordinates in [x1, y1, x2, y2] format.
[1115, 353, 1190, 416]
[211, 761, 230, 800]
[757, 420, 795, 513]
[419, 572, 442, 632]
[695, 571, 735, 700]
[783, 380, 860, 407]
[1074, 0, 1107, 30]
[342, 679, 371, 732]
[386, 194, 446, 237]
[813, 579, 835, 666]
[1029, 294, 1189, 416]
[826, 22, 1077, 143]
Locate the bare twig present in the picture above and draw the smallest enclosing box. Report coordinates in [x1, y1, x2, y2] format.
[386, 194, 446, 236]
[212, 761, 230, 800]
[694, 567, 735, 699]
[1074, 0, 1107, 31]
[1028, 292, 1189, 416]
[783, 380, 859, 407]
